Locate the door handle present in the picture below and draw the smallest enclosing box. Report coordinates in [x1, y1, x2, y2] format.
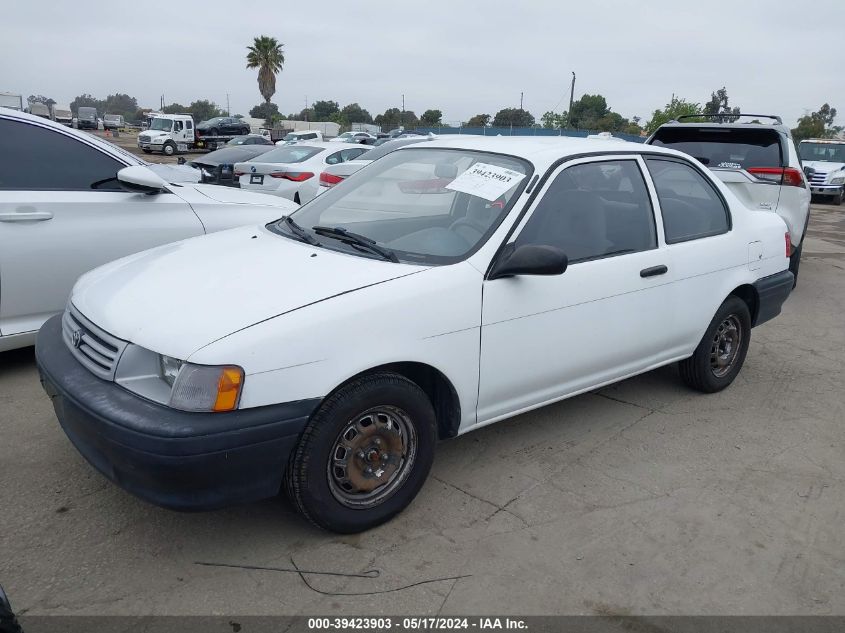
[0, 210, 54, 222]
[640, 265, 668, 278]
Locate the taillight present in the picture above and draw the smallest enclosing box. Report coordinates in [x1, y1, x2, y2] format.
[785, 232, 792, 258]
[747, 167, 805, 187]
[270, 171, 314, 181]
[319, 172, 344, 187]
[233, 170, 245, 177]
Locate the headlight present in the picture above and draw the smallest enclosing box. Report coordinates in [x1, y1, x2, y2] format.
[115, 344, 243, 412]
[831, 177, 845, 185]
[170, 363, 244, 412]
[152, 137, 165, 144]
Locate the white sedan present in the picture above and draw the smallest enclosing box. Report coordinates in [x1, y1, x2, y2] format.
[234, 142, 370, 204]
[0, 109, 298, 352]
[36, 136, 794, 533]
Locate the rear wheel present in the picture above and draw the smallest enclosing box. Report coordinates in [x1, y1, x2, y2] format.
[286, 372, 437, 533]
[679, 296, 751, 393]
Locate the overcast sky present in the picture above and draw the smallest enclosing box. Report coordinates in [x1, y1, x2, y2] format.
[3, 1, 843, 128]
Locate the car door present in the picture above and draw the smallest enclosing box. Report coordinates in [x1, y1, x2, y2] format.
[642, 156, 736, 348]
[0, 117, 205, 337]
[477, 156, 678, 424]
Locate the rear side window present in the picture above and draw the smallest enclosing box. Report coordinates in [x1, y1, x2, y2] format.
[255, 145, 321, 164]
[645, 158, 729, 243]
[650, 127, 782, 170]
[516, 160, 657, 263]
[0, 119, 124, 191]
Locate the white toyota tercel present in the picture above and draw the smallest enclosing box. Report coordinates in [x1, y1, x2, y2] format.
[36, 137, 795, 533]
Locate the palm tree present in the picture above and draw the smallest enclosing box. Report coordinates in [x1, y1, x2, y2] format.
[246, 36, 285, 104]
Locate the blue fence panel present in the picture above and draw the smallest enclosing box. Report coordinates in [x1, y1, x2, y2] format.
[412, 126, 645, 143]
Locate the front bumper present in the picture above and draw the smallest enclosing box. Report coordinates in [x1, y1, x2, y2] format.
[35, 315, 320, 511]
[752, 270, 794, 327]
[809, 184, 843, 195]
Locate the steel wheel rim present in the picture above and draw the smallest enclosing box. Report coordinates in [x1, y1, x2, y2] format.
[710, 315, 742, 378]
[327, 406, 417, 509]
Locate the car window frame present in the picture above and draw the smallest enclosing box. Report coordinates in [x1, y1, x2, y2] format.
[504, 154, 660, 266]
[643, 155, 732, 245]
[0, 116, 133, 192]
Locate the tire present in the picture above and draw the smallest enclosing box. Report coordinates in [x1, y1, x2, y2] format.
[162, 142, 176, 156]
[678, 296, 751, 393]
[788, 241, 803, 288]
[286, 372, 437, 533]
[209, 127, 219, 136]
[834, 189, 843, 206]
[142, 149, 151, 154]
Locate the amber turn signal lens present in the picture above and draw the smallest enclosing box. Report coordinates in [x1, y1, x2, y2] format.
[213, 366, 244, 412]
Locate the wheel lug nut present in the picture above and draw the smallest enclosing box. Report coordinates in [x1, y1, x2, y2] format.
[357, 450, 366, 460]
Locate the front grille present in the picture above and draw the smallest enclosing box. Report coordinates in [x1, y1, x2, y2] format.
[139, 134, 151, 143]
[62, 305, 127, 380]
[810, 170, 828, 185]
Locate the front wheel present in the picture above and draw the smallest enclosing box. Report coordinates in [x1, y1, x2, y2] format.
[162, 142, 176, 156]
[833, 189, 843, 206]
[287, 372, 437, 533]
[679, 296, 751, 393]
[142, 148, 152, 154]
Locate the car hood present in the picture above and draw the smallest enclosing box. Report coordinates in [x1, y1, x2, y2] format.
[70, 225, 425, 360]
[175, 183, 297, 207]
[803, 160, 845, 174]
[147, 163, 201, 183]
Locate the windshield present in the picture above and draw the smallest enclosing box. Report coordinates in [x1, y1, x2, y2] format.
[227, 136, 249, 145]
[253, 145, 322, 163]
[650, 127, 782, 169]
[105, 115, 119, 121]
[271, 147, 532, 265]
[204, 117, 224, 125]
[799, 142, 845, 163]
[150, 119, 173, 131]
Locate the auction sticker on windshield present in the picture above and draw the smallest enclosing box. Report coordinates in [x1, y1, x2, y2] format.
[445, 162, 526, 201]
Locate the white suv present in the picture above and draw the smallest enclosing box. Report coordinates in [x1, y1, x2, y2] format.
[798, 138, 845, 205]
[0, 109, 297, 352]
[647, 114, 811, 284]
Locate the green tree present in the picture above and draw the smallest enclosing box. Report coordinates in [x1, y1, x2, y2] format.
[492, 108, 535, 127]
[465, 113, 491, 127]
[541, 111, 566, 129]
[703, 87, 740, 123]
[420, 109, 443, 126]
[28, 94, 56, 107]
[644, 96, 702, 134]
[249, 102, 279, 120]
[792, 104, 841, 141]
[375, 107, 417, 128]
[340, 103, 373, 123]
[70, 94, 101, 112]
[102, 93, 138, 118]
[246, 35, 285, 105]
[188, 100, 224, 123]
[161, 102, 188, 114]
[312, 100, 340, 121]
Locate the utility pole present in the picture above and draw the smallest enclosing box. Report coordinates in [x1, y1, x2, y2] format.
[568, 72, 576, 129]
[304, 96, 308, 122]
[226, 93, 230, 116]
[401, 93, 405, 130]
[519, 91, 523, 110]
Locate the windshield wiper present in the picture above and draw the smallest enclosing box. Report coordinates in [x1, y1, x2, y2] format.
[312, 226, 399, 262]
[282, 216, 319, 246]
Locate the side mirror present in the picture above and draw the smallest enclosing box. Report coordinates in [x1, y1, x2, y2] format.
[803, 165, 815, 180]
[489, 244, 568, 280]
[117, 166, 168, 195]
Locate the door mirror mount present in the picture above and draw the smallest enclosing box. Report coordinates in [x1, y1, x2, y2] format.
[488, 244, 568, 280]
[117, 165, 168, 195]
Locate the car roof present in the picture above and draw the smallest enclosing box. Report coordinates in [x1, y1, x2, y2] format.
[655, 120, 791, 135]
[0, 107, 142, 166]
[398, 135, 685, 168]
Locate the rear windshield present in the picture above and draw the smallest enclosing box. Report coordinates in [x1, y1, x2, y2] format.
[360, 137, 427, 161]
[799, 142, 845, 163]
[252, 145, 322, 164]
[650, 127, 783, 169]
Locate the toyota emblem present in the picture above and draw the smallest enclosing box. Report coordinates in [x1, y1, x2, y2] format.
[71, 329, 83, 348]
[250, 166, 257, 173]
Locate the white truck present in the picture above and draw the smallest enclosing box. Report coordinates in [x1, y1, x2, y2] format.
[0, 92, 24, 111]
[28, 102, 51, 119]
[51, 103, 73, 126]
[137, 113, 196, 156]
[799, 138, 845, 205]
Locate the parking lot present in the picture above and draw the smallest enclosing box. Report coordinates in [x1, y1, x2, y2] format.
[0, 201, 843, 616]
